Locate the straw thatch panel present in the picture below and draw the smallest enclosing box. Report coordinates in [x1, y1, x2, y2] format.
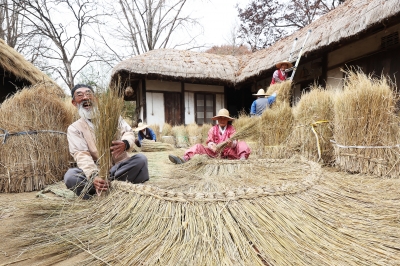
[0, 83, 73, 192]
[0, 39, 59, 88]
[112, 49, 239, 85]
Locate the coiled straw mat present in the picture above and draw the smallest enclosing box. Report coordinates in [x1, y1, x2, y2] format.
[14, 155, 400, 265]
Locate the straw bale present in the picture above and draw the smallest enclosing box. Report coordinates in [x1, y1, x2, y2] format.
[232, 111, 258, 142]
[258, 101, 294, 157]
[290, 85, 335, 163]
[0, 83, 74, 192]
[161, 122, 172, 136]
[141, 139, 174, 152]
[148, 124, 161, 142]
[199, 123, 213, 144]
[186, 123, 202, 145]
[332, 70, 400, 177]
[266, 80, 292, 105]
[171, 125, 189, 148]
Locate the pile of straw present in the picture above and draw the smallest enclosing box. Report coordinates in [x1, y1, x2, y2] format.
[232, 111, 258, 142]
[186, 123, 202, 145]
[332, 70, 400, 177]
[199, 123, 213, 144]
[290, 85, 335, 163]
[0, 83, 74, 192]
[92, 87, 125, 182]
[141, 139, 174, 152]
[148, 124, 161, 142]
[161, 122, 172, 136]
[266, 80, 292, 104]
[171, 125, 189, 148]
[258, 101, 294, 158]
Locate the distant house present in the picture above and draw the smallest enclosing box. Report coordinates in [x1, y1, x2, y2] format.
[0, 39, 58, 103]
[111, 0, 400, 127]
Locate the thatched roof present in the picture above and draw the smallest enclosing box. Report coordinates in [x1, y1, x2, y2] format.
[0, 39, 58, 87]
[112, 0, 400, 85]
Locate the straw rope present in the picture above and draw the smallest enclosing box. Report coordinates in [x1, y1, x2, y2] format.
[0, 128, 66, 144]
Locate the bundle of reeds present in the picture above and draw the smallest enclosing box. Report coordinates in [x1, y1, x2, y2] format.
[92, 86, 125, 182]
[148, 124, 161, 142]
[199, 123, 213, 144]
[332, 70, 400, 177]
[141, 139, 174, 152]
[0, 83, 74, 192]
[186, 123, 202, 145]
[258, 101, 294, 158]
[161, 122, 172, 136]
[171, 125, 189, 148]
[266, 80, 292, 105]
[232, 110, 258, 142]
[216, 118, 259, 152]
[290, 85, 335, 163]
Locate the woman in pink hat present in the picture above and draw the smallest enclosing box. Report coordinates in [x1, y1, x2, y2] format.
[168, 108, 251, 164]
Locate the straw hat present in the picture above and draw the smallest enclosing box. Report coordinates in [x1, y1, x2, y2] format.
[276, 60, 293, 68]
[252, 88, 266, 96]
[212, 108, 234, 121]
[135, 122, 148, 131]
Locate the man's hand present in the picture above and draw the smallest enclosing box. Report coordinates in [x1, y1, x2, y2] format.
[208, 142, 217, 152]
[93, 176, 110, 195]
[111, 140, 126, 158]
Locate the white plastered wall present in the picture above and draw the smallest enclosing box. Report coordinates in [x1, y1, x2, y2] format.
[184, 92, 195, 124]
[215, 94, 224, 113]
[145, 92, 164, 131]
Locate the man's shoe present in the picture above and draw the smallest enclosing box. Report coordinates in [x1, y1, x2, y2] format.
[169, 155, 185, 164]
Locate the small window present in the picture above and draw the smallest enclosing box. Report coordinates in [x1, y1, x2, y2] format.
[195, 93, 215, 124]
[381, 32, 399, 49]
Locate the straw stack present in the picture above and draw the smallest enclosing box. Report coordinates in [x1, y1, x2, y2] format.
[200, 123, 213, 144]
[332, 70, 400, 177]
[161, 122, 172, 136]
[92, 87, 125, 182]
[290, 85, 335, 163]
[186, 123, 202, 145]
[148, 124, 161, 142]
[266, 80, 292, 105]
[171, 125, 189, 148]
[0, 83, 74, 192]
[141, 139, 174, 152]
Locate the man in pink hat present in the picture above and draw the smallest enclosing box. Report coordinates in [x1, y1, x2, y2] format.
[168, 108, 251, 164]
[270, 60, 293, 85]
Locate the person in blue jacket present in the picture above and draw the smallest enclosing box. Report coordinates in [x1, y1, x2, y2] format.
[134, 122, 157, 147]
[250, 88, 278, 116]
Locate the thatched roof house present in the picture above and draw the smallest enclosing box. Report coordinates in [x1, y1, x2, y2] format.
[111, 0, 400, 127]
[0, 39, 59, 102]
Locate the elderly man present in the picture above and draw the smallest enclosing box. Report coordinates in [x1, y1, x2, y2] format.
[168, 108, 250, 164]
[250, 88, 278, 116]
[64, 84, 149, 199]
[271, 60, 293, 85]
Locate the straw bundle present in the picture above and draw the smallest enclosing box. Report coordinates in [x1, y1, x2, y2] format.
[14, 155, 400, 265]
[92, 87, 125, 182]
[0, 83, 74, 192]
[200, 123, 213, 144]
[148, 124, 161, 142]
[171, 125, 189, 148]
[141, 139, 174, 152]
[258, 101, 294, 157]
[290, 85, 335, 163]
[161, 122, 172, 136]
[266, 80, 292, 104]
[186, 123, 202, 145]
[333, 70, 400, 177]
[232, 111, 257, 142]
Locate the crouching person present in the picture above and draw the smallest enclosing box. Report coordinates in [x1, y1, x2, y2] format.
[64, 84, 149, 199]
[168, 108, 250, 164]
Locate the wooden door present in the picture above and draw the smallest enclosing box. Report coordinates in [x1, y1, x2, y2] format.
[164, 92, 181, 125]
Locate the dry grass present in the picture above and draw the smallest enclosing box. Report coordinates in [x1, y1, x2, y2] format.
[0, 83, 74, 192]
[333, 70, 400, 177]
[161, 122, 172, 136]
[186, 123, 202, 145]
[290, 84, 335, 163]
[266, 80, 292, 105]
[141, 139, 174, 152]
[148, 124, 161, 142]
[92, 86, 125, 181]
[199, 123, 213, 144]
[171, 125, 189, 148]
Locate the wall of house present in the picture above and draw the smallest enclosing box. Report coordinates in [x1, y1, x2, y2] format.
[184, 91, 195, 124]
[145, 92, 164, 130]
[326, 67, 343, 89]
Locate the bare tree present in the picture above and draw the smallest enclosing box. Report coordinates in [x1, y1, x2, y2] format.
[12, 0, 102, 89]
[110, 0, 201, 56]
[237, 0, 344, 51]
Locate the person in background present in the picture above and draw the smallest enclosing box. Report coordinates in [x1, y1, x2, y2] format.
[271, 60, 293, 85]
[134, 122, 156, 147]
[250, 88, 278, 116]
[168, 108, 251, 164]
[64, 84, 149, 199]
